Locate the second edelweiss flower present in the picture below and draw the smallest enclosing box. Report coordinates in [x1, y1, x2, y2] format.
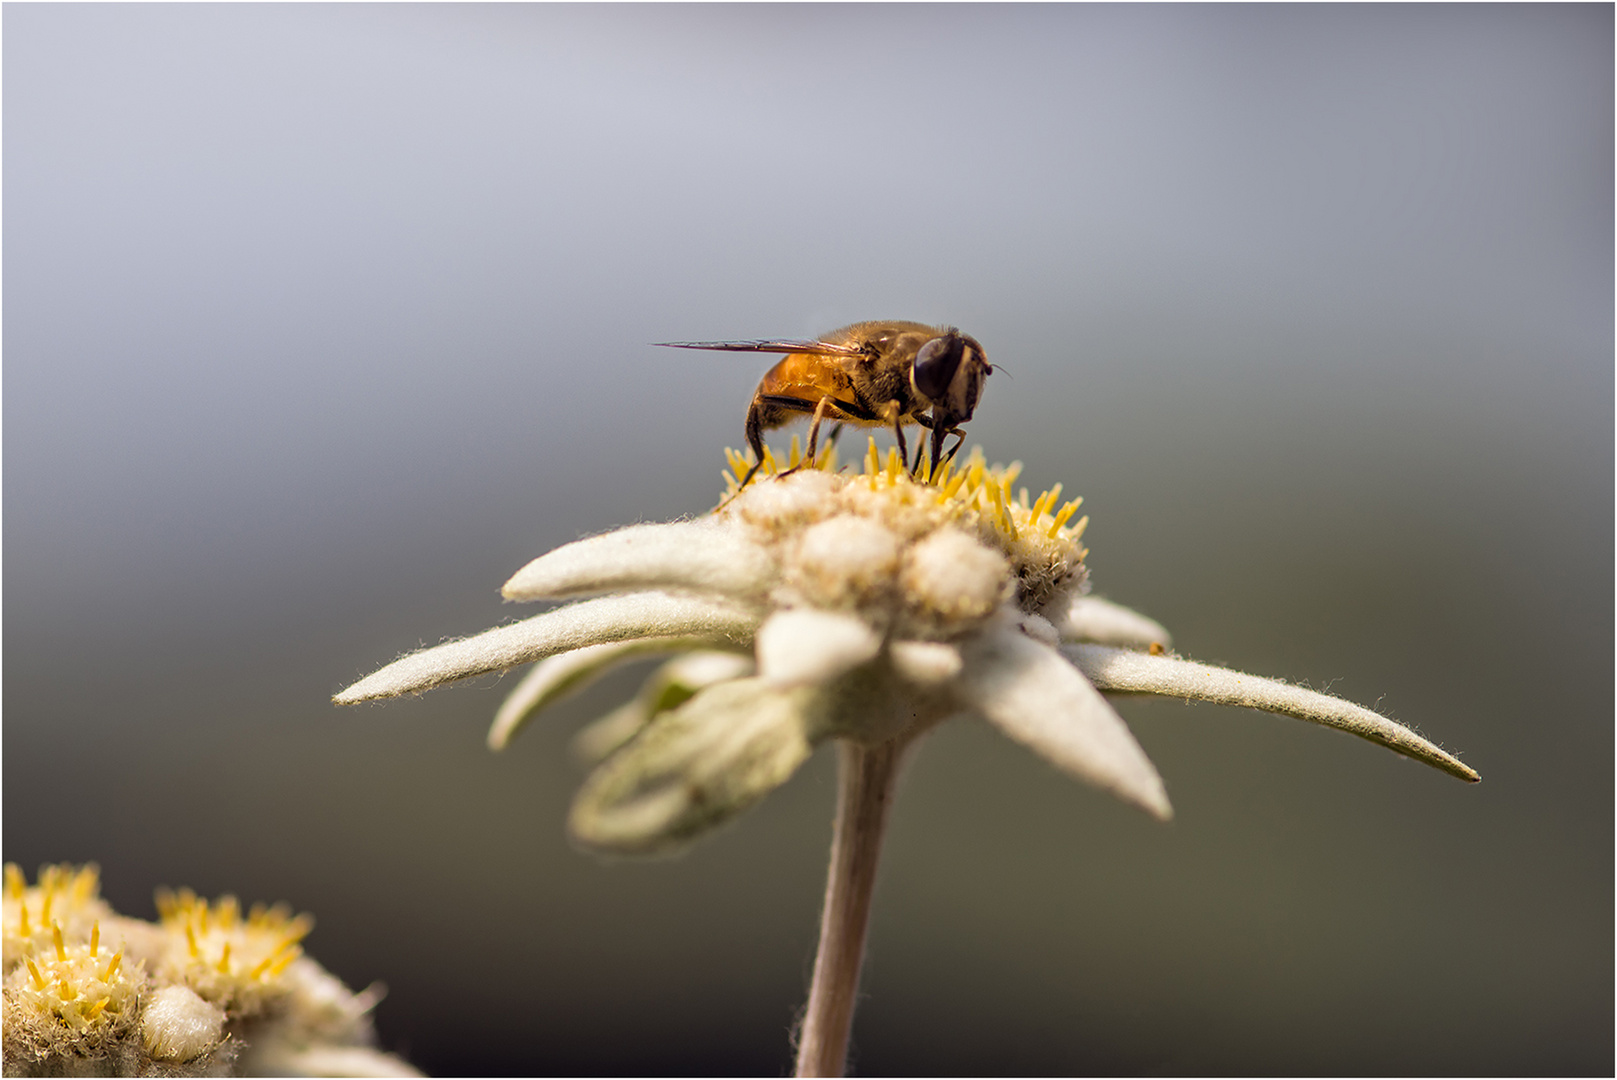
[334, 443, 1477, 856]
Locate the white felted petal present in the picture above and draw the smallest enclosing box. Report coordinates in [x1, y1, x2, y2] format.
[955, 621, 1172, 820]
[488, 636, 747, 751]
[889, 640, 963, 686]
[1069, 644, 1480, 783]
[756, 609, 882, 687]
[569, 677, 821, 854]
[572, 650, 756, 764]
[1054, 594, 1172, 648]
[502, 520, 776, 602]
[334, 592, 758, 704]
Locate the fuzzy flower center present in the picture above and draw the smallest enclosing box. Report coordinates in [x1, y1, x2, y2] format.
[7, 920, 138, 1035]
[720, 438, 1090, 621]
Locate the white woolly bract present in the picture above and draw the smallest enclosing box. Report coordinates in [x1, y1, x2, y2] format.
[502, 519, 776, 602]
[1069, 644, 1479, 782]
[757, 610, 883, 688]
[571, 650, 756, 765]
[488, 635, 737, 751]
[955, 621, 1173, 820]
[1055, 595, 1173, 649]
[569, 677, 819, 854]
[335, 592, 759, 704]
[889, 640, 964, 686]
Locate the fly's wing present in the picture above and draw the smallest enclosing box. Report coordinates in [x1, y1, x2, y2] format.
[655, 338, 865, 356]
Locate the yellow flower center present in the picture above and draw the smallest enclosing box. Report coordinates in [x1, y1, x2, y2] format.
[720, 439, 1090, 615]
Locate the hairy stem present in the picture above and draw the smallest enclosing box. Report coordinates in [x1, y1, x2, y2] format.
[794, 739, 904, 1077]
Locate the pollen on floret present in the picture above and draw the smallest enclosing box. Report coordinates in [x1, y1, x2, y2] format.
[154, 887, 312, 1016]
[3, 863, 110, 976]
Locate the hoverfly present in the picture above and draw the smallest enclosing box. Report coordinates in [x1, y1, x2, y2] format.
[660, 320, 991, 493]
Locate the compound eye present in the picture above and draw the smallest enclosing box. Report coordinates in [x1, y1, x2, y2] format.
[912, 335, 964, 402]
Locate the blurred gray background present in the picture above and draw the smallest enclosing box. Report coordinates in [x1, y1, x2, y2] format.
[5, 5, 1610, 1075]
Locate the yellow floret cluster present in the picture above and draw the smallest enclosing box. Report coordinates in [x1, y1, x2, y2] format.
[154, 887, 312, 1017]
[2, 863, 409, 1078]
[3, 863, 110, 974]
[720, 438, 1090, 615]
[7, 920, 140, 1042]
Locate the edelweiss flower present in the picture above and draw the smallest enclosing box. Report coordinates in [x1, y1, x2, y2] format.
[335, 441, 1478, 852]
[335, 440, 1478, 1076]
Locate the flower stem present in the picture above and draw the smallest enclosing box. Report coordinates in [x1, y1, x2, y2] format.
[795, 738, 904, 1078]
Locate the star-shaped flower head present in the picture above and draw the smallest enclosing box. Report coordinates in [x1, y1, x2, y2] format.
[335, 442, 1478, 854]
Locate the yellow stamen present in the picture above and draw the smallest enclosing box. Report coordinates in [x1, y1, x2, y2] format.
[987, 480, 1017, 540]
[885, 446, 901, 481]
[185, 923, 199, 959]
[266, 944, 302, 977]
[90, 922, 99, 958]
[85, 998, 110, 1021]
[1002, 461, 1023, 488]
[277, 918, 313, 950]
[216, 941, 231, 973]
[218, 896, 239, 928]
[40, 886, 53, 926]
[788, 434, 802, 469]
[1048, 498, 1082, 535]
[19, 899, 30, 937]
[58, 978, 75, 1002]
[26, 958, 46, 990]
[1034, 483, 1061, 522]
[52, 922, 66, 961]
[71, 866, 97, 905]
[101, 952, 122, 982]
[1070, 514, 1089, 540]
[940, 470, 969, 504]
[4, 863, 24, 899]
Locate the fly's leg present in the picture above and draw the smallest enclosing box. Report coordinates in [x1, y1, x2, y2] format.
[778, 396, 838, 478]
[928, 414, 968, 476]
[885, 401, 911, 477]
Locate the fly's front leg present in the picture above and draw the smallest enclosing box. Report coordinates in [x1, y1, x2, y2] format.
[926, 412, 968, 474]
[929, 421, 948, 479]
[734, 401, 769, 494]
[883, 401, 911, 477]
